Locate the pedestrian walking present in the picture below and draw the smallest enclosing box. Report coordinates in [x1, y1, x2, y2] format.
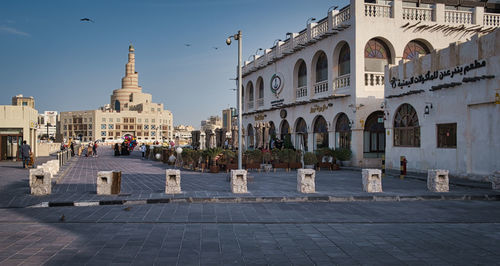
[20, 141, 31, 168]
[114, 143, 120, 156]
[93, 141, 98, 157]
[87, 142, 93, 157]
[140, 144, 146, 158]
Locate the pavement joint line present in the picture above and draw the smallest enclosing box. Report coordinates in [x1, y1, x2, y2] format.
[23, 194, 500, 208]
[55, 157, 78, 184]
[1, 221, 500, 225]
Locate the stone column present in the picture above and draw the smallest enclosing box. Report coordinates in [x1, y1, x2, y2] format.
[427, 169, 449, 192]
[165, 169, 182, 194]
[231, 169, 248, 193]
[97, 171, 122, 195]
[297, 169, 315, 193]
[263, 123, 270, 149]
[362, 169, 383, 192]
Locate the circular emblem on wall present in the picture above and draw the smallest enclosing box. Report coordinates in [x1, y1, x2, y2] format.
[270, 73, 284, 97]
[280, 109, 287, 119]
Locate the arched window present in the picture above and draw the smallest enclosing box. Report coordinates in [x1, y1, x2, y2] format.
[339, 44, 351, 76]
[394, 104, 420, 147]
[313, 116, 328, 150]
[248, 83, 254, 102]
[114, 100, 121, 112]
[335, 113, 351, 149]
[280, 120, 290, 141]
[403, 40, 430, 60]
[364, 39, 391, 72]
[247, 124, 254, 149]
[295, 118, 308, 151]
[258, 78, 264, 99]
[315, 53, 328, 82]
[363, 111, 385, 158]
[298, 61, 307, 87]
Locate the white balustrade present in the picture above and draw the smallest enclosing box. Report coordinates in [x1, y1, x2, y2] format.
[255, 56, 265, 67]
[402, 7, 433, 21]
[365, 72, 385, 86]
[295, 32, 307, 47]
[281, 40, 292, 54]
[484, 13, 500, 26]
[312, 20, 328, 38]
[257, 98, 264, 107]
[335, 7, 351, 25]
[334, 74, 350, 89]
[444, 10, 473, 24]
[296, 86, 307, 99]
[365, 3, 391, 18]
[314, 80, 328, 94]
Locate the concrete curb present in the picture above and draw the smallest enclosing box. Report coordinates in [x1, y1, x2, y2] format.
[28, 194, 500, 208]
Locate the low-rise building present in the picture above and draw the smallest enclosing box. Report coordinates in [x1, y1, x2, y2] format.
[384, 29, 500, 179]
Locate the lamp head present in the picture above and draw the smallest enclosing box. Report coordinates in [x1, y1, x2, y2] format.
[226, 38, 232, 46]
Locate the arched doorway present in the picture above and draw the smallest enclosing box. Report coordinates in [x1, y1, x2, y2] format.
[246, 124, 254, 149]
[335, 113, 351, 149]
[280, 120, 290, 146]
[295, 118, 308, 151]
[313, 116, 328, 150]
[363, 111, 385, 158]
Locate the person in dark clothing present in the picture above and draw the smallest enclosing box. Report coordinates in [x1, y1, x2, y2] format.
[70, 142, 75, 157]
[20, 141, 31, 168]
[114, 143, 120, 156]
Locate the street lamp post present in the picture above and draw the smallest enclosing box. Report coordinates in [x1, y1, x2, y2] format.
[226, 30, 243, 170]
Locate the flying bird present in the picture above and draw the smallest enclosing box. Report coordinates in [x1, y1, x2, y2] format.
[213, 47, 219, 50]
[184, 44, 191, 47]
[80, 18, 94, 23]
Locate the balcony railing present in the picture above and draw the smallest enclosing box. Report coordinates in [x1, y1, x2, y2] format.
[402, 7, 433, 21]
[247, 101, 254, 110]
[296, 86, 307, 99]
[336, 7, 351, 24]
[312, 19, 328, 39]
[365, 3, 391, 18]
[365, 72, 384, 86]
[314, 80, 328, 94]
[334, 74, 350, 89]
[444, 10, 473, 24]
[484, 13, 500, 27]
[295, 32, 308, 47]
[257, 98, 264, 107]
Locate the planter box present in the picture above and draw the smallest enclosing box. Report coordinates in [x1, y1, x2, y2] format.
[246, 162, 261, 171]
[318, 162, 333, 170]
[226, 163, 238, 172]
[273, 162, 288, 169]
[289, 162, 302, 169]
[209, 165, 219, 173]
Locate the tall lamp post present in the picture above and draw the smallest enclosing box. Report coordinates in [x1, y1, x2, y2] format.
[226, 30, 243, 170]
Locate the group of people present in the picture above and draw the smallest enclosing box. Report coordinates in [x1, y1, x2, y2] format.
[77, 141, 98, 157]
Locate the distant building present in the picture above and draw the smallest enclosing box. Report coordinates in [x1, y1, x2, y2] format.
[201, 116, 222, 132]
[37, 111, 58, 140]
[12, 94, 35, 109]
[0, 96, 38, 160]
[222, 108, 236, 131]
[173, 125, 195, 146]
[60, 44, 174, 143]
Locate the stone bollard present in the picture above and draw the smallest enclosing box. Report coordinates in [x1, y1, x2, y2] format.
[230, 169, 248, 193]
[427, 169, 449, 192]
[297, 169, 315, 193]
[491, 171, 500, 190]
[362, 169, 383, 193]
[165, 169, 182, 194]
[97, 171, 122, 195]
[29, 168, 52, 195]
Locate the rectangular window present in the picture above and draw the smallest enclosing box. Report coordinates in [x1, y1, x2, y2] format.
[130, 125, 134, 130]
[116, 118, 120, 122]
[130, 118, 134, 123]
[437, 123, 457, 148]
[108, 132, 113, 136]
[145, 119, 149, 123]
[101, 131, 106, 136]
[144, 125, 149, 130]
[116, 125, 121, 130]
[151, 131, 156, 136]
[89, 118, 92, 122]
[88, 132, 92, 136]
[108, 124, 114, 129]
[152, 119, 155, 123]
[64, 125, 67, 130]
[124, 125, 128, 130]
[22, 102, 28, 106]
[102, 118, 106, 122]
[84, 118, 87, 122]
[109, 118, 113, 122]
[151, 125, 156, 130]
[151, 108, 155, 112]
[101, 124, 106, 129]
[89, 124, 92, 130]
[138, 118, 142, 123]
[64, 119, 67, 123]
[116, 132, 121, 136]
[124, 118, 129, 123]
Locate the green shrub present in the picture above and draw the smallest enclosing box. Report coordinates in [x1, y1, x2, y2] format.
[303, 152, 318, 165]
[336, 148, 352, 161]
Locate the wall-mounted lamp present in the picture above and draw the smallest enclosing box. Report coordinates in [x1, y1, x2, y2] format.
[328, 5, 339, 12]
[255, 48, 263, 55]
[273, 39, 282, 46]
[424, 103, 433, 115]
[307, 17, 316, 25]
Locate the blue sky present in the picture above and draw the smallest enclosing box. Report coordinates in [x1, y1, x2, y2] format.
[0, 0, 349, 128]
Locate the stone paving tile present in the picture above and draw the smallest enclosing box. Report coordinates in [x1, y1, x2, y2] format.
[1, 147, 498, 208]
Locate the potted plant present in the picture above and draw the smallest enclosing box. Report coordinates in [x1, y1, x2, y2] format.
[336, 148, 352, 167]
[245, 149, 262, 171]
[181, 148, 193, 169]
[273, 149, 288, 170]
[205, 148, 223, 173]
[288, 150, 303, 170]
[303, 152, 317, 169]
[317, 148, 334, 170]
[223, 150, 238, 172]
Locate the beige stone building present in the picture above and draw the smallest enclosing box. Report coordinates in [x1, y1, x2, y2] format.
[0, 97, 38, 160]
[60, 45, 173, 143]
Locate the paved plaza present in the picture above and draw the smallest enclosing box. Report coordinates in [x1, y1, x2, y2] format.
[0, 147, 499, 265]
